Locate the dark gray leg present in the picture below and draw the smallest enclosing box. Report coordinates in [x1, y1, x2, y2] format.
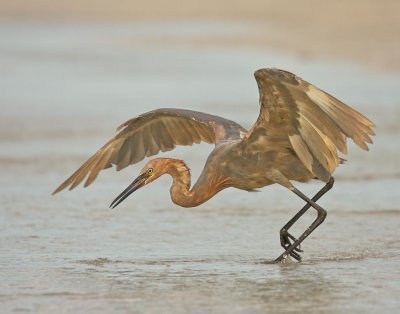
[275, 177, 334, 262]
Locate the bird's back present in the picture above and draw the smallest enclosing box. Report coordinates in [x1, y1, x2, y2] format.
[199, 139, 313, 192]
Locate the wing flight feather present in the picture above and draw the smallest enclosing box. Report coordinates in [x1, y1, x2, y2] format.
[53, 108, 247, 193]
[247, 68, 375, 181]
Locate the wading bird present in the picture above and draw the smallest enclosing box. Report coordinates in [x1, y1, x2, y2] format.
[53, 68, 375, 262]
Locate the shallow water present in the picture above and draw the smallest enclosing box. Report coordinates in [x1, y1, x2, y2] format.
[1, 20, 400, 313]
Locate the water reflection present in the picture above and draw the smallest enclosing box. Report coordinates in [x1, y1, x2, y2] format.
[70, 257, 341, 313]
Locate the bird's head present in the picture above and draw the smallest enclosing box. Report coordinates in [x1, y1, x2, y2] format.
[109, 158, 169, 209]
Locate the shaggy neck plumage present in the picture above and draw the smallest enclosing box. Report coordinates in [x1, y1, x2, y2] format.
[165, 159, 215, 208]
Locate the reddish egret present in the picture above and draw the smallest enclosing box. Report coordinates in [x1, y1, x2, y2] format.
[54, 68, 375, 262]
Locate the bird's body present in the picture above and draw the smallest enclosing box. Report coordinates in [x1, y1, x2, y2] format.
[54, 68, 375, 262]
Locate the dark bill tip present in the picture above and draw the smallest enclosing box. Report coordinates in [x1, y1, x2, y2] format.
[109, 174, 146, 209]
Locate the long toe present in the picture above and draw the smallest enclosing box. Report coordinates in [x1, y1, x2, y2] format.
[290, 250, 302, 261]
[283, 232, 304, 253]
[294, 245, 303, 253]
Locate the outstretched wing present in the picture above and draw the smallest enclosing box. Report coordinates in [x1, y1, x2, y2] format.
[245, 68, 375, 182]
[53, 108, 247, 193]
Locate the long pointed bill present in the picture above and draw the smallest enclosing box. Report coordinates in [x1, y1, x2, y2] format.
[110, 173, 147, 209]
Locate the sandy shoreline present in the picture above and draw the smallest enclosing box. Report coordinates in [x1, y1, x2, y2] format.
[1, 0, 399, 71]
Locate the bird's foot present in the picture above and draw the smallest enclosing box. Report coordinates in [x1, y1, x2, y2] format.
[279, 229, 303, 261]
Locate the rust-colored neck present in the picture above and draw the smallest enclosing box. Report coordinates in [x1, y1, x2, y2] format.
[165, 159, 224, 208]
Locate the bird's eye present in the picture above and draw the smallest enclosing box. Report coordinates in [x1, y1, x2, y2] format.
[147, 168, 154, 175]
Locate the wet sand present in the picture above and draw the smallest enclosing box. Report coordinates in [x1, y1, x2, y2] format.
[1, 18, 400, 313]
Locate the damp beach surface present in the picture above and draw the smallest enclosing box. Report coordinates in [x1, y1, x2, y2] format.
[1, 20, 400, 313]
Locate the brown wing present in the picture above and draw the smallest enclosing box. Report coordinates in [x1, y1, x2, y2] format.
[244, 68, 375, 182]
[53, 108, 247, 193]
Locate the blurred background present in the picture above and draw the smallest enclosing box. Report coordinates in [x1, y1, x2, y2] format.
[1, 1, 399, 313]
